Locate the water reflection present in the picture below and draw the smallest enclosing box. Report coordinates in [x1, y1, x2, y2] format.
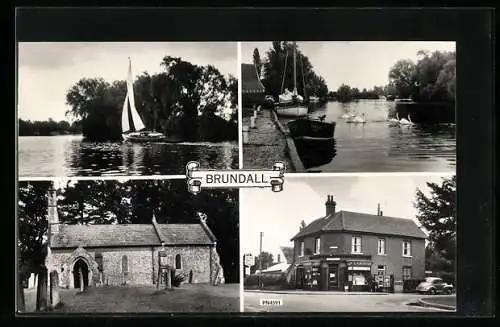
[19, 136, 238, 177]
[290, 99, 456, 172]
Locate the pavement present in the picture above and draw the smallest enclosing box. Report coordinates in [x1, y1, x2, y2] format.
[244, 291, 456, 312]
[242, 108, 294, 172]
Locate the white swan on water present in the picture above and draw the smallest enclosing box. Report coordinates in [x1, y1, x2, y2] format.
[399, 113, 414, 126]
[346, 113, 367, 124]
[388, 112, 400, 123]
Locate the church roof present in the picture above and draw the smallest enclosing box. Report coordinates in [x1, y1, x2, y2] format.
[50, 223, 216, 249]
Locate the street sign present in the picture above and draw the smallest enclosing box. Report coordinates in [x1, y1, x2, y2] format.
[244, 254, 255, 266]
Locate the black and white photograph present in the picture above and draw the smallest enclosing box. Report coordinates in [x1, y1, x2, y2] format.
[241, 175, 456, 312]
[18, 42, 239, 177]
[241, 41, 456, 173]
[17, 179, 239, 313]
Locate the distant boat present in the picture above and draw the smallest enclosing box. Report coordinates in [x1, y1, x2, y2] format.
[309, 95, 320, 103]
[275, 42, 308, 118]
[121, 58, 166, 143]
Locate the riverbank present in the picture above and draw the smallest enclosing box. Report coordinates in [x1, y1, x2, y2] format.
[242, 108, 296, 172]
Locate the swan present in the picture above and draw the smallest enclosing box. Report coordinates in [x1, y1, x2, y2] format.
[347, 113, 367, 124]
[388, 112, 400, 123]
[399, 114, 414, 126]
[340, 112, 355, 119]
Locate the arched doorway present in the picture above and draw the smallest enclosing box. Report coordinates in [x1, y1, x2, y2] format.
[73, 258, 89, 289]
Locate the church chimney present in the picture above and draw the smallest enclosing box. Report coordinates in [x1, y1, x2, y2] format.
[325, 195, 337, 216]
[47, 184, 59, 234]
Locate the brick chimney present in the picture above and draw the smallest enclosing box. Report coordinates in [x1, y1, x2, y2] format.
[47, 184, 59, 234]
[376, 203, 384, 216]
[325, 195, 336, 216]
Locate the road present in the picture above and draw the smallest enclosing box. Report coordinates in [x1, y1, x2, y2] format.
[244, 291, 455, 312]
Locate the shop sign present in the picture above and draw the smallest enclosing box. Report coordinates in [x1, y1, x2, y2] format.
[326, 257, 340, 261]
[347, 260, 371, 266]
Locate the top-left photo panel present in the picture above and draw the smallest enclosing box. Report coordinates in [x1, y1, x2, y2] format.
[17, 42, 239, 178]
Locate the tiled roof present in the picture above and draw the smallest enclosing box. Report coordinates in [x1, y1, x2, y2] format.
[291, 210, 427, 240]
[242, 63, 265, 94]
[50, 223, 215, 248]
[156, 224, 215, 245]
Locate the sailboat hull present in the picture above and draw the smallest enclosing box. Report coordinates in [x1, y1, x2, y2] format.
[275, 105, 308, 117]
[122, 131, 167, 143]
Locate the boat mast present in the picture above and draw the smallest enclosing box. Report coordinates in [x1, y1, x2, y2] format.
[293, 41, 297, 96]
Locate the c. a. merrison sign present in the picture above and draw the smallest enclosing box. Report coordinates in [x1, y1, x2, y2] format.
[186, 161, 285, 195]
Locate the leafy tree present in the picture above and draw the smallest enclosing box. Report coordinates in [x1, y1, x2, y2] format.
[18, 181, 51, 277]
[388, 59, 417, 99]
[261, 41, 328, 99]
[252, 252, 274, 272]
[388, 50, 456, 102]
[415, 175, 456, 273]
[253, 48, 262, 77]
[336, 84, 353, 102]
[65, 56, 238, 142]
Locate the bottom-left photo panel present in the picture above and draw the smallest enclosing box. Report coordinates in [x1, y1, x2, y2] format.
[17, 178, 240, 313]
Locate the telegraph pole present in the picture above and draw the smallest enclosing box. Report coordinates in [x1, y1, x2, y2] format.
[259, 232, 263, 290]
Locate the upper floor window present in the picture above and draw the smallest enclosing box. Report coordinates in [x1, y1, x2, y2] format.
[300, 241, 305, 257]
[351, 236, 362, 254]
[377, 238, 386, 255]
[175, 254, 182, 269]
[402, 241, 412, 257]
[314, 237, 321, 254]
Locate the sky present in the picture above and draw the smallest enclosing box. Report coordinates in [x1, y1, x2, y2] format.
[242, 41, 456, 91]
[240, 174, 454, 258]
[17, 42, 238, 122]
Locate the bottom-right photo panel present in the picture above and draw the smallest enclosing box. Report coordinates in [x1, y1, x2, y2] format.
[241, 174, 456, 312]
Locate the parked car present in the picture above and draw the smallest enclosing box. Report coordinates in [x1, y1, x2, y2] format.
[416, 277, 454, 295]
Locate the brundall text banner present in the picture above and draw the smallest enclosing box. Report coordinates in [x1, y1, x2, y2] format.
[186, 161, 286, 195]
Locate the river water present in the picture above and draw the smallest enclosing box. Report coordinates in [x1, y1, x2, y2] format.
[18, 135, 238, 177]
[282, 99, 456, 172]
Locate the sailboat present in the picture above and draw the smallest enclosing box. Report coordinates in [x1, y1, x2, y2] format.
[121, 58, 166, 143]
[275, 42, 308, 117]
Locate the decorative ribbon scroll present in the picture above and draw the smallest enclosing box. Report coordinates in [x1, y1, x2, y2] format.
[186, 161, 286, 195]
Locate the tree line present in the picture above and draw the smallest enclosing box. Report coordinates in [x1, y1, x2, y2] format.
[18, 119, 82, 136]
[388, 50, 456, 102]
[252, 45, 454, 104]
[18, 180, 239, 284]
[328, 85, 386, 102]
[65, 56, 238, 142]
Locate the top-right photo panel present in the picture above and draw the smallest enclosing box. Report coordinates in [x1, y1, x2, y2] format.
[241, 41, 456, 173]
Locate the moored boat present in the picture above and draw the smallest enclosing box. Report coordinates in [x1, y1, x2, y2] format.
[287, 116, 337, 169]
[275, 42, 308, 118]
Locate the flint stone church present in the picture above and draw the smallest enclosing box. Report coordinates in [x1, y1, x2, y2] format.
[44, 187, 224, 289]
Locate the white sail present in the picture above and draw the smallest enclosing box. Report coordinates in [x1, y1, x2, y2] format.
[126, 58, 146, 131]
[121, 93, 130, 133]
